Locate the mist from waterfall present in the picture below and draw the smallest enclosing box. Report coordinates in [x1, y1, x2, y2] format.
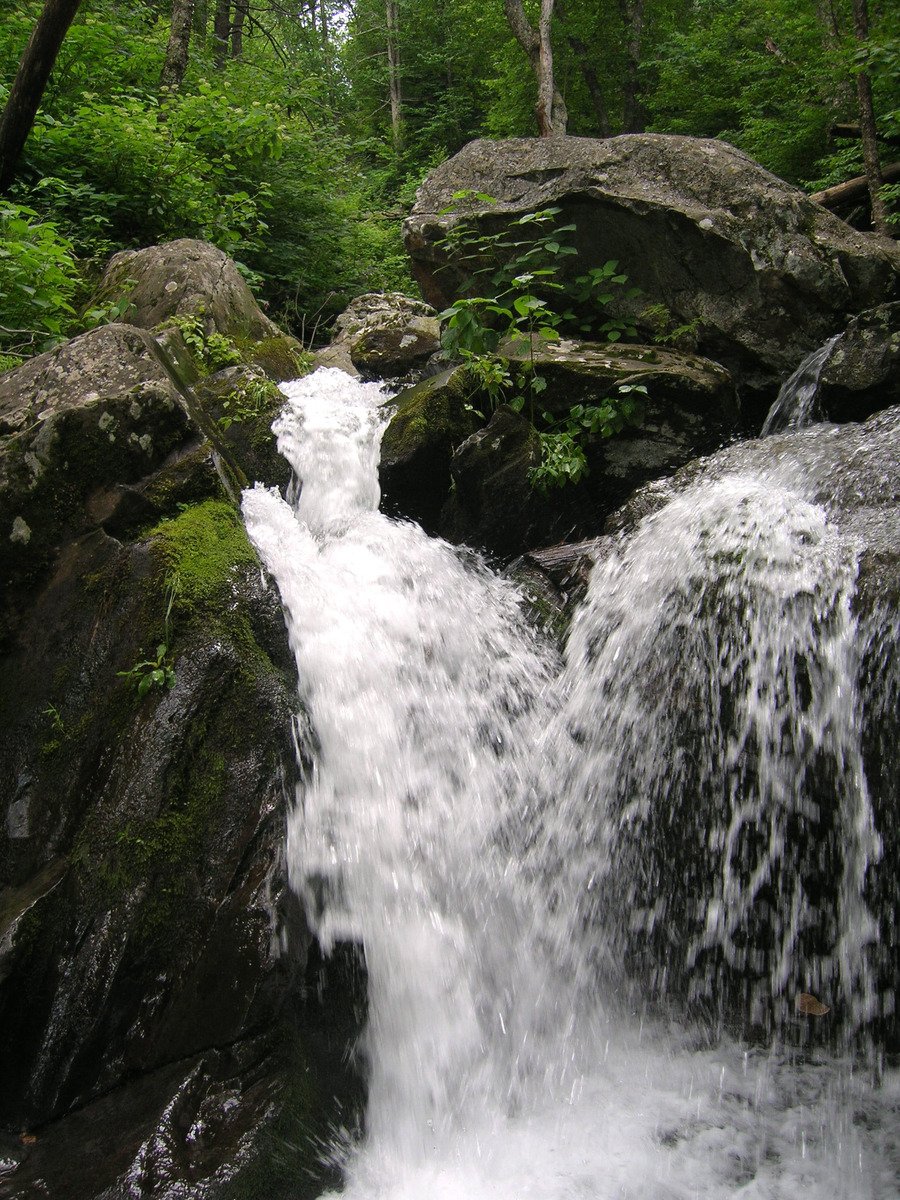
[242, 368, 898, 1200]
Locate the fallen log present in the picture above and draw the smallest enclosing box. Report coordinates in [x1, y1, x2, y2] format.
[810, 161, 900, 209]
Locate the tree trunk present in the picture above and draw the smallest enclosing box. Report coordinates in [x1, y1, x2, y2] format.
[231, 0, 247, 58]
[192, 0, 208, 49]
[810, 160, 900, 209]
[386, 0, 403, 153]
[503, 0, 567, 136]
[619, 0, 645, 133]
[0, 0, 83, 193]
[160, 0, 194, 91]
[212, 0, 230, 68]
[852, 0, 889, 234]
[564, 32, 610, 136]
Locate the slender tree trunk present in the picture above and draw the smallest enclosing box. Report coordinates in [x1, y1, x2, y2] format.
[565, 31, 610, 135]
[231, 0, 247, 58]
[852, 0, 889, 234]
[0, 0, 83, 193]
[192, 0, 208, 49]
[503, 0, 567, 136]
[386, 0, 403, 153]
[160, 0, 194, 91]
[212, 0, 230, 67]
[619, 0, 645, 133]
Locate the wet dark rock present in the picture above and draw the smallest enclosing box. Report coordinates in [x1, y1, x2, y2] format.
[819, 302, 900, 423]
[379, 366, 480, 531]
[0, 271, 362, 1196]
[440, 406, 545, 557]
[317, 292, 441, 380]
[405, 136, 900, 407]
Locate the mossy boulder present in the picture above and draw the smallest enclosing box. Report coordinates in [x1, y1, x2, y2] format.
[0, 325, 195, 639]
[95, 239, 280, 342]
[379, 365, 480, 530]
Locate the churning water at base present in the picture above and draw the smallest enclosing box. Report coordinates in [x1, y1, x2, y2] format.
[242, 369, 898, 1200]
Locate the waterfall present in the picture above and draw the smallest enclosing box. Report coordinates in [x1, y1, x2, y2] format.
[761, 336, 840, 435]
[243, 368, 898, 1200]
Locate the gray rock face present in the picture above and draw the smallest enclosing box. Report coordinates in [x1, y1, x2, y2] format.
[405, 136, 900, 401]
[317, 292, 441, 379]
[95, 238, 280, 341]
[380, 337, 738, 557]
[819, 302, 900, 422]
[0, 281, 363, 1195]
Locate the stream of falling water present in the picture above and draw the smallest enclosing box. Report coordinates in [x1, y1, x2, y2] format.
[242, 368, 898, 1200]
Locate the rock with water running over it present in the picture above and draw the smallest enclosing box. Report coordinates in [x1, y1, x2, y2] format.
[561, 405, 900, 1046]
[317, 291, 442, 379]
[405, 136, 900, 409]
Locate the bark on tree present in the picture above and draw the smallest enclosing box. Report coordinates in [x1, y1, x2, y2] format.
[561, 28, 610, 135]
[0, 0, 83, 193]
[160, 0, 195, 91]
[386, 0, 403, 153]
[213, 0, 230, 67]
[503, 0, 567, 136]
[852, 0, 889, 234]
[231, 0, 248, 58]
[619, 0, 645, 133]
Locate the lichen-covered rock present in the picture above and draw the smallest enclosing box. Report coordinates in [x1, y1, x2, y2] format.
[378, 366, 480, 529]
[95, 239, 280, 342]
[819, 303, 900, 422]
[317, 292, 441, 379]
[405, 136, 900, 405]
[0, 325, 195, 637]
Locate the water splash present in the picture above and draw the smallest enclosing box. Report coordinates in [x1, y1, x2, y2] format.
[761, 336, 840, 435]
[243, 369, 898, 1199]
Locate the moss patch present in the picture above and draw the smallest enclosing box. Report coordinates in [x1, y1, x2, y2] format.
[149, 499, 258, 617]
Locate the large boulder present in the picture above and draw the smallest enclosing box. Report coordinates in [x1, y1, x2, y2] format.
[317, 292, 441, 379]
[95, 238, 281, 342]
[404, 136, 900, 408]
[0, 272, 364, 1195]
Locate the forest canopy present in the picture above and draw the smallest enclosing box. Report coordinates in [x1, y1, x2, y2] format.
[0, 0, 897, 359]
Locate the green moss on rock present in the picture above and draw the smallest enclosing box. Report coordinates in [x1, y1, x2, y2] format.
[149, 500, 258, 616]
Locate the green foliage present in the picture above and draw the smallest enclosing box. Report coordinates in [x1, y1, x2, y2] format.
[218, 378, 282, 430]
[117, 573, 180, 698]
[530, 386, 648, 490]
[0, 200, 80, 351]
[168, 313, 243, 373]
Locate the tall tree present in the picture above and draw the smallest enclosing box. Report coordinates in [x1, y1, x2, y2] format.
[160, 0, 195, 91]
[386, 0, 404, 152]
[619, 0, 645, 132]
[851, 0, 888, 233]
[0, 0, 83, 192]
[503, 0, 568, 136]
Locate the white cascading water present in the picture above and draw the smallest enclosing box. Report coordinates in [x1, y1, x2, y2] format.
[242, 368, 898, 1200]
[761, 336, 841, 435]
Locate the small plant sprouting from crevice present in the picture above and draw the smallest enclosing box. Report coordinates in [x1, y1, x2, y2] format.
[530, 384, 649, 491]
[118, 572, 180, 698]
[167, 311, 243, 373]
[217, 377, 282, 431]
